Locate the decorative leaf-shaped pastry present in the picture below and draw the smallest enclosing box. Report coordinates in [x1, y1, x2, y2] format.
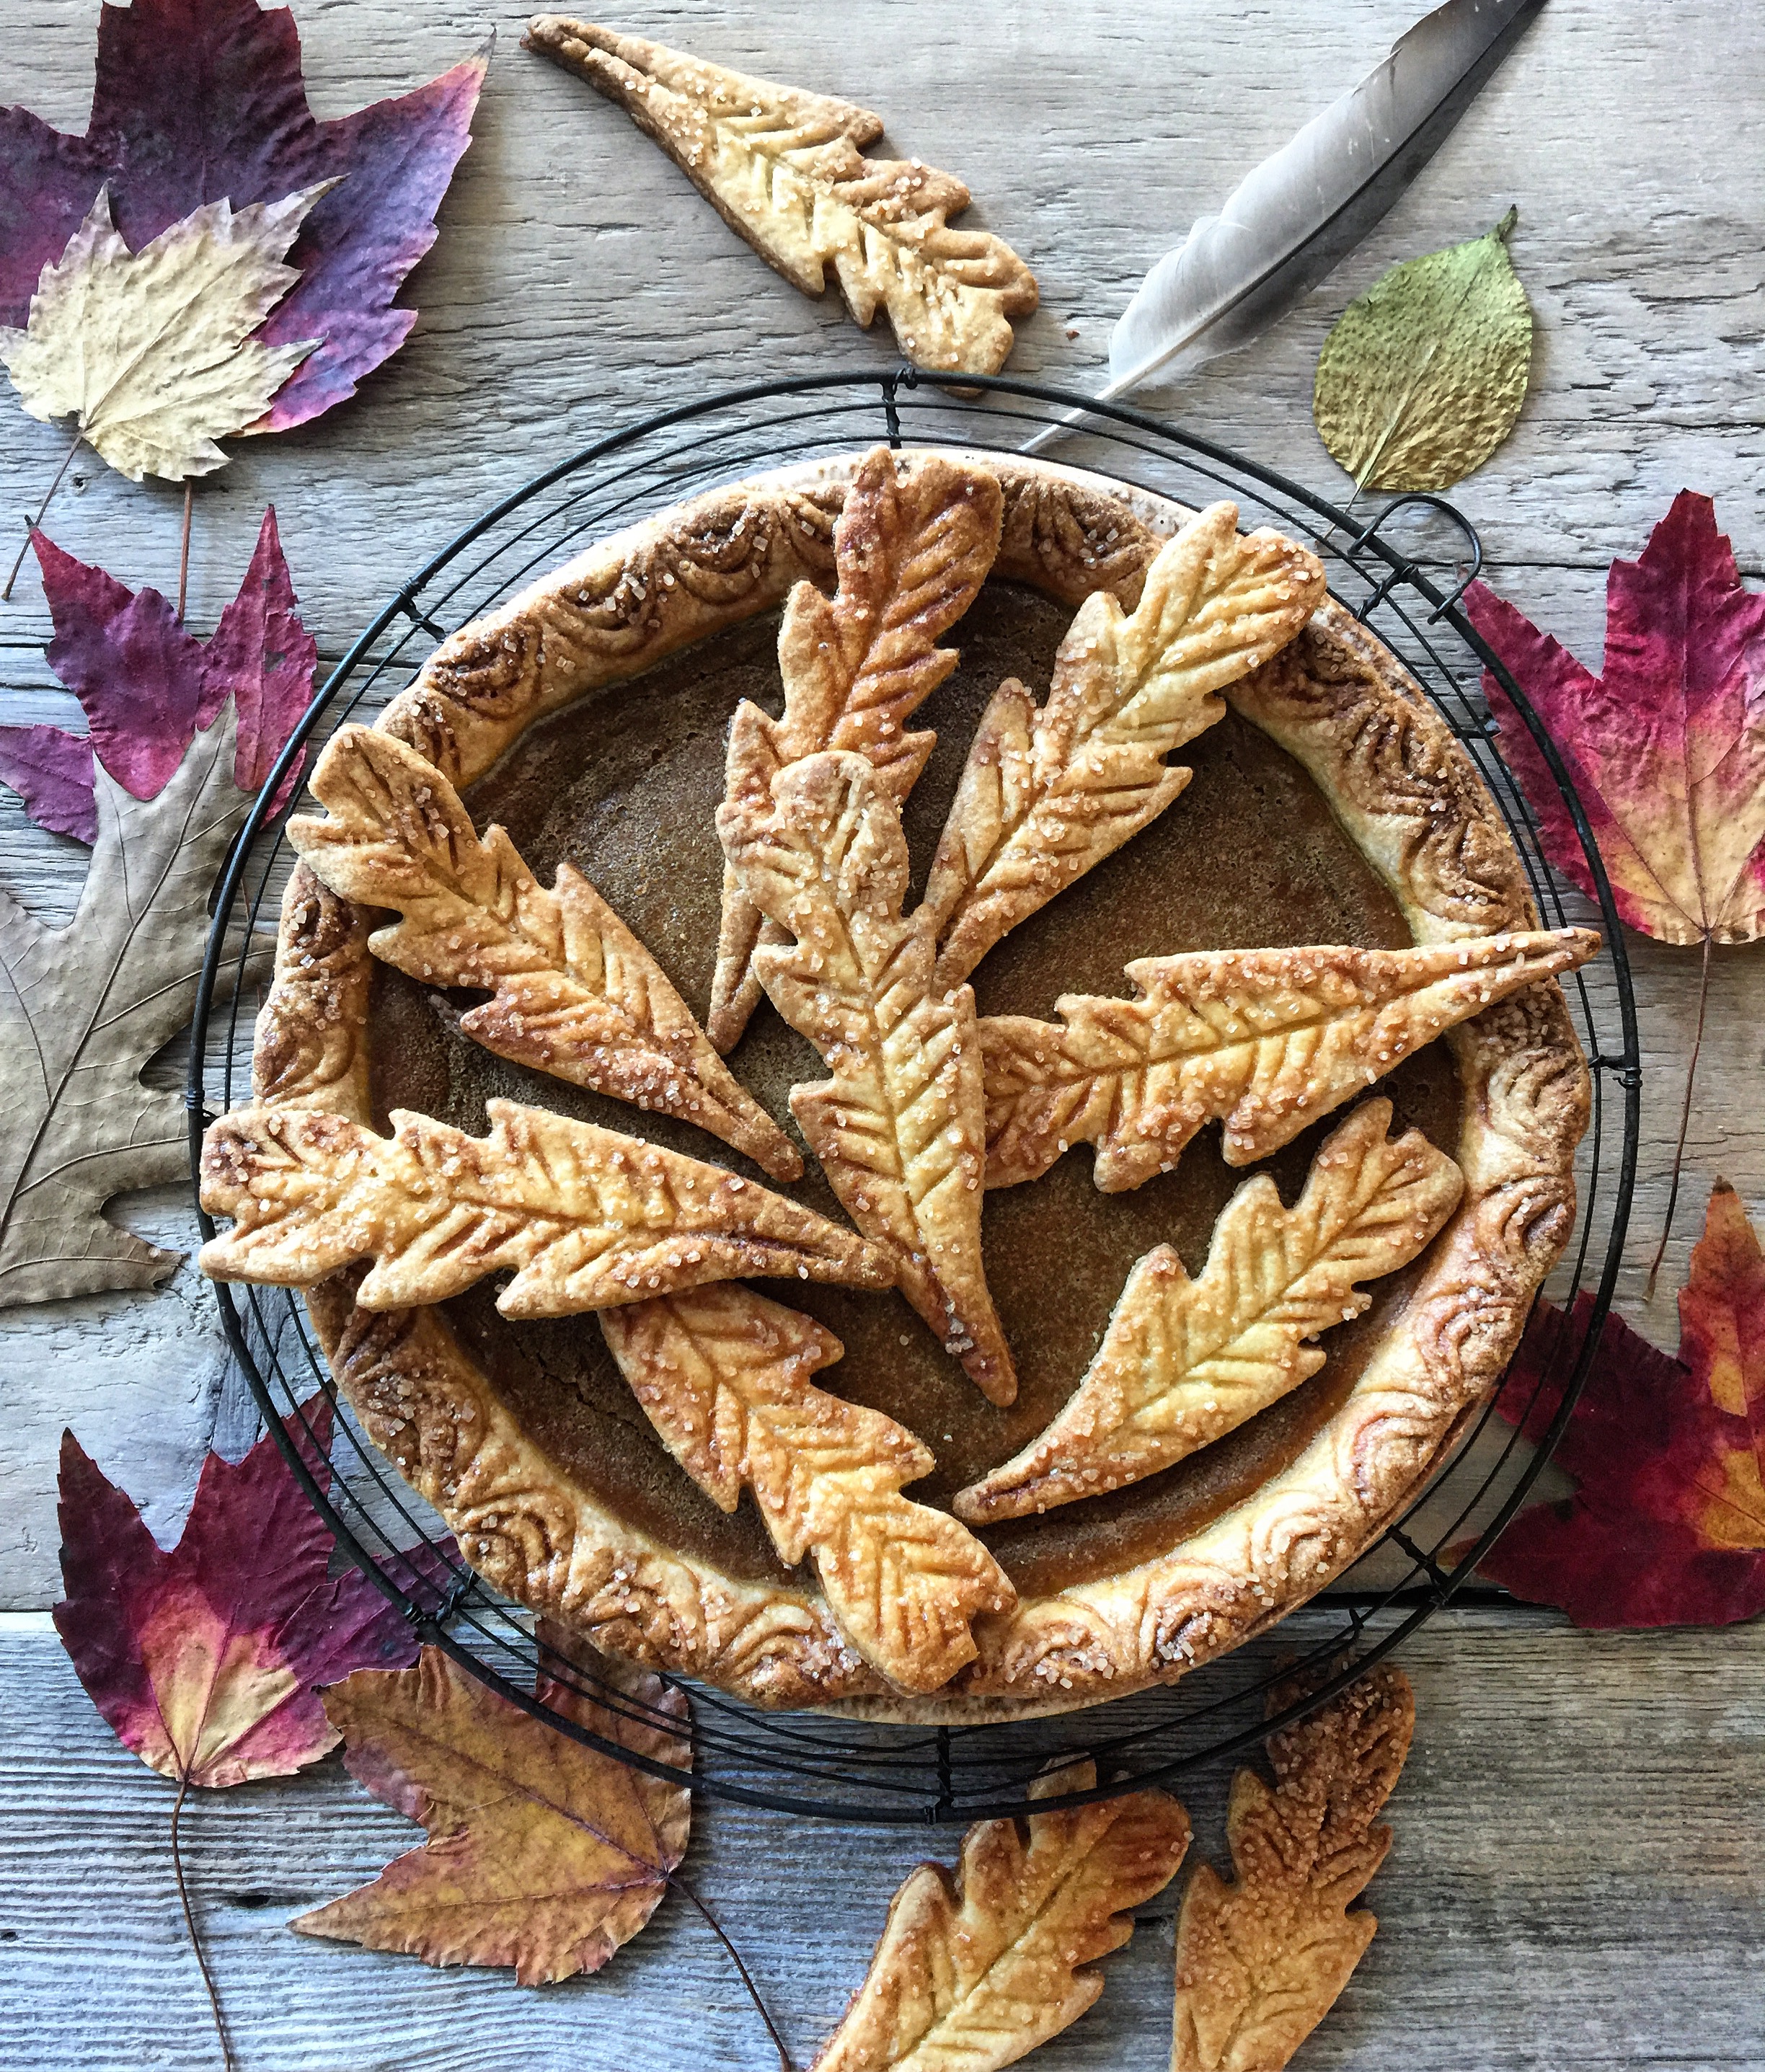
[198, 1097, 890, 1316]
[982, 928, 1599, 1192]
[287, 725, 800, 1181]
[1171, 1667, 1414, 2072]
[813, 1759, 1190, 2072]
[718, 725, 1014, 1404]
[923, 503, 1326, 987]
[709, 447, 1004, 1051]
[524, 18, 1038, 375]
[601, 1286, 1014, 1692]
[955, 1102, 1461, 1523]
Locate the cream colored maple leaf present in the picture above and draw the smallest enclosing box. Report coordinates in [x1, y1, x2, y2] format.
[1171, 1667, 1414, 2072]
[600, 1285, 1014, 1691]
[813, 1759, 1190, 2072]
[717, 724, 1015, 1404]
[525, 18, 1038, 374]
[922, 504, 1326, 988]
[955, 1102, 1461, 1523]
[287, 725, 800, 1182]
[1, 185, 327, 482]
[709, 446, 1004, 1051]
[982, 928, 1600, 1192]
[198, 1096, 889, 1316]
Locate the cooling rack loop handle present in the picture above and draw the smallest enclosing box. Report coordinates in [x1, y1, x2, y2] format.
[1345, 492, 1485, 624]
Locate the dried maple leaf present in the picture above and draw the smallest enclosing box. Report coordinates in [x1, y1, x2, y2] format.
[0, 517, 311, 1308]
[0, 0, 487, 432]
[923, 504, 1325, 988]
[709, 446, 1003, 1051]
[813, 1759, 1190, 2072]
[1474, 1179, 1765, 1625]
[957, 1102, 1461, 1523]
[1170, 1666, 1413, 2072]
[601, 1285, 1014, 1692]
[293, 1637, 690, 1985]
[525, 17, 1038, 376]
[198, 1096, 890, 1315]
[981, 928, 1598, 1193]
[719, 728, 1014, 1404]
[1465, 492, 1765, 1272]
[288, 725, 800, 1181]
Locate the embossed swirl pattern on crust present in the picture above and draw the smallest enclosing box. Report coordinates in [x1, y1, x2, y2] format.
[253, 455, 1589, 1711]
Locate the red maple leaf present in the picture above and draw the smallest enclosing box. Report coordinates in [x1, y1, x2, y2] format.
[0, 0, 485, 432]
[1478, 1181, 1765, 1626]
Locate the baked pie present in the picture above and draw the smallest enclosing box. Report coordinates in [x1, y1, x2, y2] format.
[200, 447, 1596, 1715]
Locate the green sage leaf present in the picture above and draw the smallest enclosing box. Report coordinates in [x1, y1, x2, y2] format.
[1314, 208, 1533, 493]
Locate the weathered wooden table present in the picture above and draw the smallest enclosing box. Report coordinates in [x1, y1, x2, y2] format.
[3, 3, 1761, 2066]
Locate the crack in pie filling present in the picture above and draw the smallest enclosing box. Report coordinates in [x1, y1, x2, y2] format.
[201, 448, 1596, 1717]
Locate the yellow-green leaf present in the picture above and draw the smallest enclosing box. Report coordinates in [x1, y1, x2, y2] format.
[1313, 208, 1532, 494]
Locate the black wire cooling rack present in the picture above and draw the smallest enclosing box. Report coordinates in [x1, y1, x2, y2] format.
[187, 368, 1640, 1825]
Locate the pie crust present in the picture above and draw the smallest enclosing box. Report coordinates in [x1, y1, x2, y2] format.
[243, 451, 1590, 1716]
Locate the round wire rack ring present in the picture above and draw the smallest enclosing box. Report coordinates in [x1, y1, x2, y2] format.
[188, 368, 1640, 1825]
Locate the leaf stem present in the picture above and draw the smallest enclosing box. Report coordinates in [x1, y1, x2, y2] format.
[1647, 929, 1712, 1299]
[665, 1867, 794, 2071]
[170, 1775, 235, 2072]
[177, 480, 194, 622]
[1, 428, 83, 602]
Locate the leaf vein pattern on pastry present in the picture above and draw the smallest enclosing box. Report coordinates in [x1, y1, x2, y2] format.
[982, 929, 1599, 1192]
[922, 502, 1326, 988]
[956, 1102, 1461, 1523]
[286, 723, 800, 1180]
[524, 19, 1038, 375]
[718, 724, 1015, 1402]
[601, 1285, 1014, 1692]
[198, 1097, 890, 1316]
[709, 446, 1003, 1050]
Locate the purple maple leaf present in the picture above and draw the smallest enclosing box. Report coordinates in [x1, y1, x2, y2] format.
[0, 0, 486, 430]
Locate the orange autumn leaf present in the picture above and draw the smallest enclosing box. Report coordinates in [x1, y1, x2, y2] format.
[1676, 1179, 1765, 1549]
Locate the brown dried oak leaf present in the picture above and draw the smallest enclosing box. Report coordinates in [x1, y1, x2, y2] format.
[286, 723, 800, 1180]
[1171, 1667, 1414, 2072]
[923, 503, 1324, 988]
[718, 727, 1014, 1403]
[198, 1096, 889, 1315]
[601, 1285, 1014, 1692]
[982, 928, 1598, 1192]
[710, 446, 1003, 1051]
[813, 1759, 1190, 2072]
[525, 19, 1038, 374]
[957, 1102, 1461, 1523]
[294, 1637, 689, 1984]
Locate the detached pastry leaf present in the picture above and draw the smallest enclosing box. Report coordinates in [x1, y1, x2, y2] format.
[1, 186, 327, 481]
[601, 1285, 1014, 1692]
[957, 1102, 1461, 1523]
[982, 929, 1598, 1192]
[719, 728, 1015, 1403]
[814, 1761, 1190, 2072]
[525, 17, 1037, 375]
[1314, 209, 1533, 493]
[294, 1638, 689, 1984]
[709, 446, 1003, 1050]
[1171, 1666, 1413, 2072]
[198, 1097, 890, 1315]
[924, 503, 1324, 987]
[288, 725, 800, 1181]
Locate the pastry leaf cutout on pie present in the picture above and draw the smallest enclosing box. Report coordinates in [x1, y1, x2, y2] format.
[198, 1097, 890, 1316]
[709, 446, 1004, 1051]
[286, 725, 801, 1182]
[601, 1285, 1014, 1693]
[524, 19, 1038, 376]
[955, 1102, 1461, 1523]
[982, 929, 1601, 1192]
[923, 502, 1327, 988]
[1171, 1667, 1413, 2072]
[719, 724, 1015, 1403]
[812, 1759, 1190, 2072]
